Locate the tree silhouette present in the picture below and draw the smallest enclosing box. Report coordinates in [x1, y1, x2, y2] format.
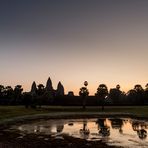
[13, 85, 23, 104]
[23, 92, 32, 108]
[36, 84, 45, 108]
[95, 84, 108, 111]
[134, 84, 144, 105]
[37, 84, 45, 96]
[144, 83, 148, 104]
[109, 84, 123, 104]
[145, 83, 148, 89]
[0, 85, 4, 98]
[79, 86, 89, 110]
[4, 86, 13, 99]
[127, 84, 145, 105]
[1, 79, 148, 106]
[126, 89, 136, 104]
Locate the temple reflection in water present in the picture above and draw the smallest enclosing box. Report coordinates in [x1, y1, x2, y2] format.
[14, 118, 148, 148]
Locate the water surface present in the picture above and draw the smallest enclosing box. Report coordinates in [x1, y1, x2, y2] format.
[12, 118, 148, 148]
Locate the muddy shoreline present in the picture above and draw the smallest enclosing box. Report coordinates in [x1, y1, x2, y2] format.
[0, 130, 122, 148]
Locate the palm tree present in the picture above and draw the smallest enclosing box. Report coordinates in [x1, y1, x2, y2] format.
[79, 83, 89, 110]
[116, 84, 120, 90]
[36, 84, 45, 108]
[95, 84, 108, 111]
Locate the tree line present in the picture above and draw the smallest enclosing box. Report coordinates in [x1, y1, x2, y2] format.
[0, 77, 148, 107]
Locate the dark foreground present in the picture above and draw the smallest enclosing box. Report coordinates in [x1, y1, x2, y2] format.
[0, 130, 121, 148]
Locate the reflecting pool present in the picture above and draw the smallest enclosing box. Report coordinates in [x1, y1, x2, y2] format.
[12, 118, 148, 148]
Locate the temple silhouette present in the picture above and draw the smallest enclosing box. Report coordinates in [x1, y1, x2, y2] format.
[0, 76, 148, 107]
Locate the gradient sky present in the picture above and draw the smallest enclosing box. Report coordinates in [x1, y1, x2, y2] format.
[0, 0, 148, 95]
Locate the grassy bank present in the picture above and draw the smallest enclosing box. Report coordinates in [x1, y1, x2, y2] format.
[0, 106, 148, 121]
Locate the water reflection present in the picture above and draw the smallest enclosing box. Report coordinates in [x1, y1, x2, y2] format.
[13, 118, 148, 148]
[137, 129, 147, 139]
[56, 124, 64, 133]
[96, 119, 110, 137]
[109, 118, 123, 134]
[79, 120, 90, 139]
[132, 120, 148, 139]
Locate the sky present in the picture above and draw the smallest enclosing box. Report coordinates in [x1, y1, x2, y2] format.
[0, 0, 148, 95]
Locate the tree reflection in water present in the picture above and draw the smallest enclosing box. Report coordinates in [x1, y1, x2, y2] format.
[96, 119, 110, 137]
[56, 124, 64, 133]
[137, 129, 147, 139]
[16, 117, 148, 146]
[109, 118, 123, 134]
[79, 120, 90, 139]
[132, 121, 148, 140]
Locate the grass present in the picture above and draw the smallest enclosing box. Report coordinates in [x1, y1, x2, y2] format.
[0, 105, 148, 121]
[0, 106, 49, 120]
